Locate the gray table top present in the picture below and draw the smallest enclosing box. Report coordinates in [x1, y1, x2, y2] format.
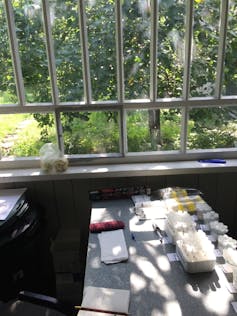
[83, 199, 237, 316]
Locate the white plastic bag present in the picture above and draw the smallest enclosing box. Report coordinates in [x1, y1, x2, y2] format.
[39, 143, 68, 172]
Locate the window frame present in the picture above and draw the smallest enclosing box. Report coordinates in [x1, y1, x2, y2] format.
[1, 0, 237, 170]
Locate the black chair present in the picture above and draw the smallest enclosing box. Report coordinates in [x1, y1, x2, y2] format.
[0, 291, 78, 316]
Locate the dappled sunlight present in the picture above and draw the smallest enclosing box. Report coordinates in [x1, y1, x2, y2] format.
[91, 167, 109, 173]
[129, 245, 137, 256]
[156, 255, 171, 273]
[130, 272, 147, 292]
[90, 208, 113, 222]
[144, 240, 161, 257]
[90, 255, 101, 269]
[163, 300, 182, 316]
[202, 290, 231, 315]
[149, 277, 176, 300]
[0, 172, 12, 177]
[136, 258, 160, 279]
[150, 164, 170, 170]
[185, 283, 202, 298]
[132, 256, 176, 300]
[30, 171, 40, 176]
[85, 200, 237, 315]
[112, 245, 123, 256]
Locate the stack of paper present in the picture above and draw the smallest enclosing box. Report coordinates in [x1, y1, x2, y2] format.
[78, 286, 130, 315]
[98, 229, 128, 264]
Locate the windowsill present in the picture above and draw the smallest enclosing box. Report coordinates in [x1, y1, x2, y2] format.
[0, 159, 237, 183]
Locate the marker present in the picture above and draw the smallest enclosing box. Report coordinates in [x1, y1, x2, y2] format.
[198, 159, 226, 164]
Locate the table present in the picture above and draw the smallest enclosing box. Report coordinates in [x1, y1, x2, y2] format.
[83, 199, 237, 316]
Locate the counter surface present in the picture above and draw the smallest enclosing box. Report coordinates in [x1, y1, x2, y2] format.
[83, 199, 237, 316]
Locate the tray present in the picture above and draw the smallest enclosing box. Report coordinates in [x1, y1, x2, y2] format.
[176, 243, 216, 273]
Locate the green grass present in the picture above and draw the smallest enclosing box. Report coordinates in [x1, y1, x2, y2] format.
[0, 114, 29, 138]
[0, 114, 55, 157]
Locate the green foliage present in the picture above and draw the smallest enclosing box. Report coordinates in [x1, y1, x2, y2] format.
[127, 111, 150, 152]
[1, 0, 237, 157]
[63, 111, 119, 154]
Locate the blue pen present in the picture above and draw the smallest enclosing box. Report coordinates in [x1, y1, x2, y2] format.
[131, 233, 136, 241]
[198, 159, 226, 164]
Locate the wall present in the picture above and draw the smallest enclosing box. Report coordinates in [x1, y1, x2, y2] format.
[0, 172, 237, 240]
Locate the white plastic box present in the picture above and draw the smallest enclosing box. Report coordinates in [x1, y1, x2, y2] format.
[176, 243, 216, 273]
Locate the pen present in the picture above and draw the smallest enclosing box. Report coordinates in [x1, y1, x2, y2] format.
[75, 305, 129, 315]
[131, 232, 136, 241]
[198, 159, 226, 164]
[152, 223, 163, 243]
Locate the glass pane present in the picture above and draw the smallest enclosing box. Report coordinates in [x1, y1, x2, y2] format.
[187, 106, 237, 149]
[157, 0, 185, 98]
[190, 0, 220, 97]
[123, 0, 151, 99]
[0, 113, 56, 157]
[127, 108, 181, 152]
[50, 0, 84, 102]
[86, 0, 116, 101]
[0, 2, 17, 104]
[12, 0, 51, 103]
[61, 111, 119, 154]
[223, 1, 237, 95]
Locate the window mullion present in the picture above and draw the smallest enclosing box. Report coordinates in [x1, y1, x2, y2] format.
[78, 0, 92, 104]
[181, 0, 194, 154]
[150, 0, 158, 102]
[215, 0, 229, 99]
[54, 111, 64, 153]
[115, 0, 124, 102]
[42, 0, 59, 105]
[4, 0, 26, 106]
[42, 0, 64, 152]
[183, 0, 193, 100]
[115, 0, 126, 155]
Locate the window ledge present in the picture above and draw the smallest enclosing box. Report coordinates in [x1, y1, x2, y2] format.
[0, 159, 237, 183]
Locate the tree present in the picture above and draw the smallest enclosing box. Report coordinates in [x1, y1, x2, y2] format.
[1, 0, 237, 155]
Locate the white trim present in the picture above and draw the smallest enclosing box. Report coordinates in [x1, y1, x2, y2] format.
[4, 0, 26, 106]
[215, 0, 229, 98]
[115, 0, 126, 155]
[115, 0, 124, 103]
[0, 159, 237, 183]
[1, 96, 237, 113]
[78, 0, 92, 103]
[42, 0, 59, 105]
[150, 0, 158, 102]
[183, 0, 193, 99]
[1, 1, 237, 168]
[180, 0, 193, 153]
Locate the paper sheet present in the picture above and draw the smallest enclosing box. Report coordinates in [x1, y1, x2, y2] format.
[78, 286, 130, 316]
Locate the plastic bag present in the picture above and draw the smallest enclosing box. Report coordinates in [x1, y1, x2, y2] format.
[39, 143, 68, 172]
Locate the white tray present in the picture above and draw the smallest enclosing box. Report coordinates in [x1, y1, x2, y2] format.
[176, 244, 216, 273]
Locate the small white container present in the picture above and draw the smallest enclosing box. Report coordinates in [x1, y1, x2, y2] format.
[218, 234, 237, 254]
[203, 211, 219, 225]
[209, 221, 228, 240]
[223, 248, 237, 287]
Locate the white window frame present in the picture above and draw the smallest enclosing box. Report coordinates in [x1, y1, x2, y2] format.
[1, 0, 237, 170]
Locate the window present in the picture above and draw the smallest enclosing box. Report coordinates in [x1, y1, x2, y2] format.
[0, 0, 237, 167]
